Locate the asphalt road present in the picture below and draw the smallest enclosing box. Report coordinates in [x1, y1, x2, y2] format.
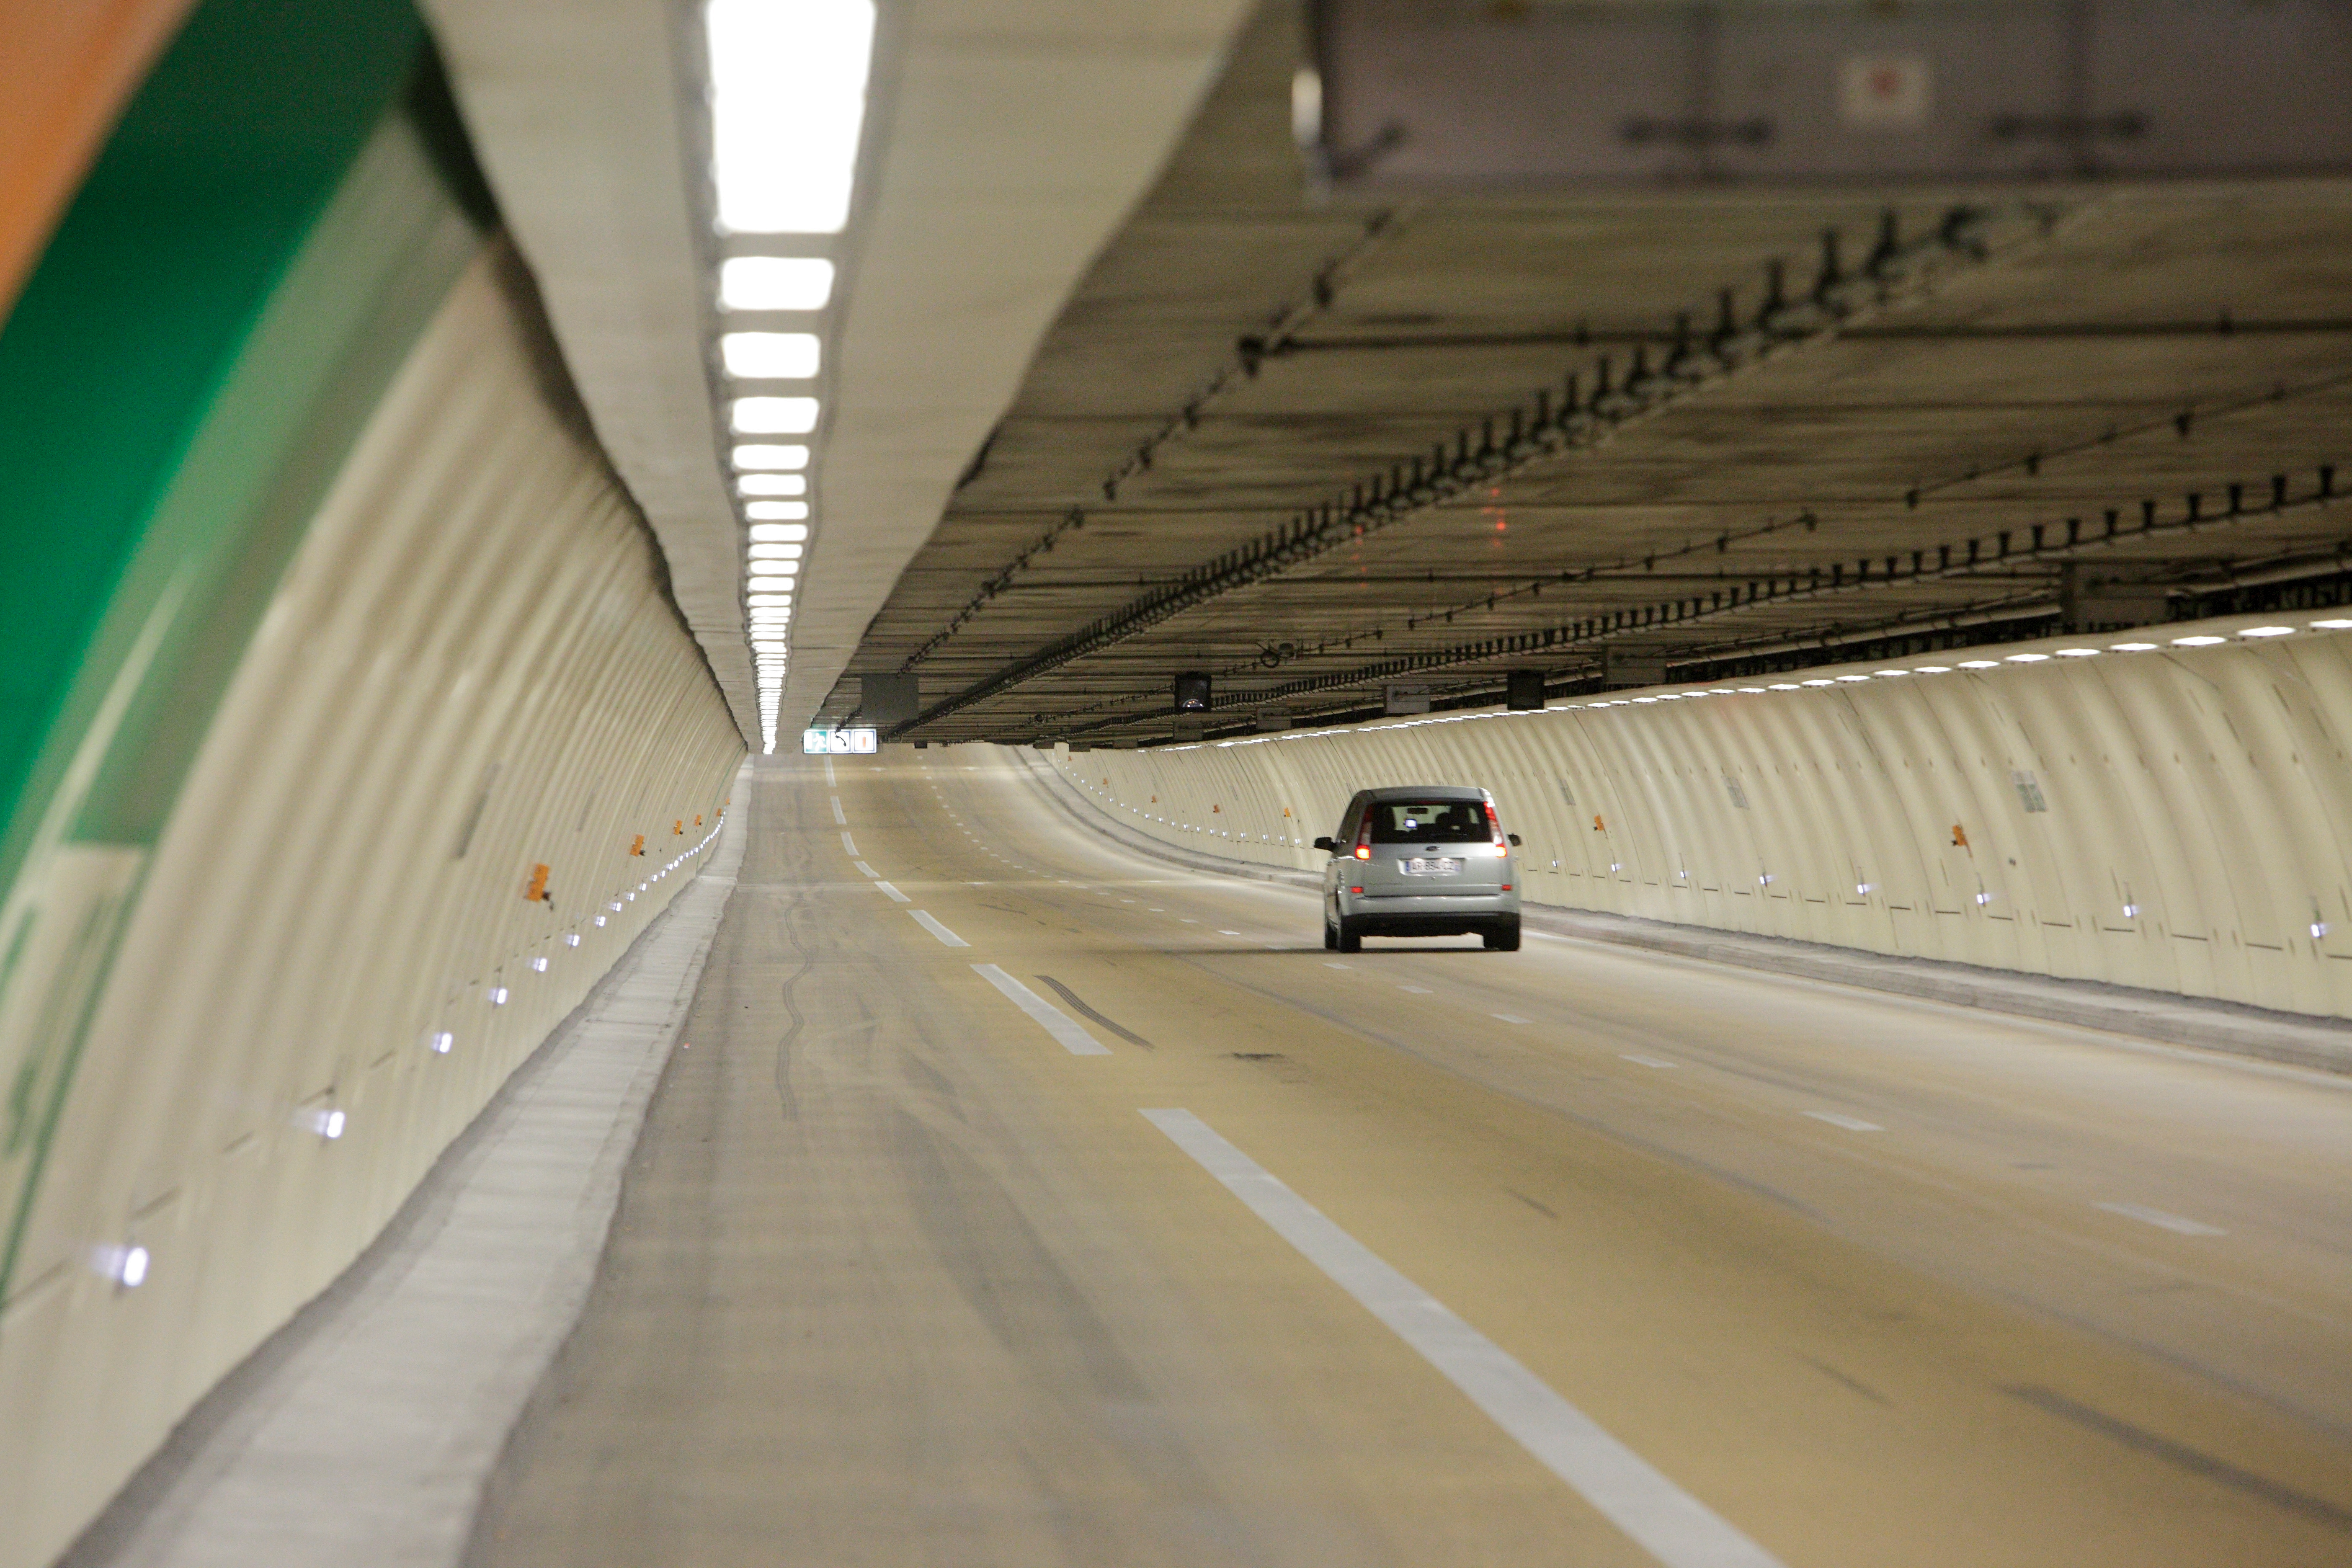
[466, 748, 2352, 1568]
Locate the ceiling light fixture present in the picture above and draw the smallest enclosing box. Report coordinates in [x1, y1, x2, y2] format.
[732, 443, 809, 470]
[738, 473, 807, 497]
[745, 500, 810, 521]
[721, 331, 820, 379]
[731, 396, 819, 435]
[706, 0, 877, 235]
[720, 255, 836, 310]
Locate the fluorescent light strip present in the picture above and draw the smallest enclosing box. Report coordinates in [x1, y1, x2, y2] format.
[721, 331, 820, 379]
[732, 397, 819, 436]
[732, 444, 809, 470]
[720, 256, 835, 311]
[706, 0, 877, 235]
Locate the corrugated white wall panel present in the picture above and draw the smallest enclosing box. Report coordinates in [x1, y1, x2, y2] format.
[0, 252, 744, 1565]
[1047, 619, 2352, 1021]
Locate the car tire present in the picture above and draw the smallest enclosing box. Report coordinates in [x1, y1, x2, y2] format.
[1323, 909, 1338, 950]
[1484, 919, 1521, 952]
[1337, 916, 1363, 953]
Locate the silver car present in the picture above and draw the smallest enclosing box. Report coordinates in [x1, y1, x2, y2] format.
[1314, 786, 1522, 952]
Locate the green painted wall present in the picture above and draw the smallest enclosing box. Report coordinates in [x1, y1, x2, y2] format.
[0, 0, 496, 1305]
[0, 0, 449, 893]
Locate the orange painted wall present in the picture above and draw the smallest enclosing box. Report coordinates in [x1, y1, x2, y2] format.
[0, 0, 196, 324]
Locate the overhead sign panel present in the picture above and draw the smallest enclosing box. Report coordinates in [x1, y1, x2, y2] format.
[1312, 0, 2352, 189]
[802, 727, 878, 754]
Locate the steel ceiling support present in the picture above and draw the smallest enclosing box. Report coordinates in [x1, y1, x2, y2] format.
[896, 201, 2063, 738]
[1007, 457, 2345, 738]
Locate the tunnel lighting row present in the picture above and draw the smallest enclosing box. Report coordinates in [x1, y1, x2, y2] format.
[1168, 614, 2352, 753]
[704, 0, 877, 753]
[90, 815, 732, 1299]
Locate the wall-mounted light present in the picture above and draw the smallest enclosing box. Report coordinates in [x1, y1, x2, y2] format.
[490, 987, 510, 1006]
[430, 1030, 454, 1053]
[95, 1243, 150, 1289]
[530, 956, 549, 972]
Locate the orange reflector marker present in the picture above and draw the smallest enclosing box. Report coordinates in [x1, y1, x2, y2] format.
[674, 819, 683, 834]
[524, 864, 551, 902]
[630, 834, 645, 856]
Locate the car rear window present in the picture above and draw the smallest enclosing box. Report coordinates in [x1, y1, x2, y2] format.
[1367, 798, 1488, 843]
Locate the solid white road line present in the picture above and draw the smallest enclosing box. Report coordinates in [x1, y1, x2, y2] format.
[972, 965, 1111, 1056]
[2097, 1201, 2226, 1237]
[1620, 1054, 1678, 1070]
[1803, 1111, 1883, 1133]
[908, 910, 968, 948]
[853, 860, 878, 878]
[840, 830, 859, 856]
[874, 881, 911, 904]
[1142, 1109, 1786, 1568]
[830, 795, 846, 824]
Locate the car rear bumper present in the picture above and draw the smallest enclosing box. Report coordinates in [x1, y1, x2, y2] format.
[1338, 891, 1519, 936]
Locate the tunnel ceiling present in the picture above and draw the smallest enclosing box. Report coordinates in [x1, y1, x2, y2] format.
[834, 1, 2352, 745]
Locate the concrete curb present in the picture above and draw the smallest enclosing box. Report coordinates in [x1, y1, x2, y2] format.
[1012, 751, 2352, 1077]
[60, 763, 754, 1568]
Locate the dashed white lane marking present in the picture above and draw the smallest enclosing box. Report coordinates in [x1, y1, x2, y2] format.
[873, 881, 911, 903]
[1218, 929, 1244, 936]
[1143, 1109, 1787, 1568]
[823, 757, 835, 787]
[840, 830, 858, 856]
[972, 965, 1111, 1056]
[2097, 1202, 2226, 1237]
[1400, 984, 1434, 995]
[1148, 906, 1165, 912]
[830, 795, 846, 824]
[853, 860, 878, 878]
[1620, 1054, 1678, 1070]
[908, 910, 968, 947]
[1493, 1013, 1532, 1025]
[1324, 961, 1353, 970]
[1804, 1111, 1883, 1133]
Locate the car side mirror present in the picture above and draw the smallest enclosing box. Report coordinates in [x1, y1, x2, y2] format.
[1508, 833, 1522, 847]
[1312, 836, 1336, 852]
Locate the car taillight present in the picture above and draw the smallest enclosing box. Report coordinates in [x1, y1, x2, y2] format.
[1353, 816, 1373, 860]
[1485, 799, 1507, 851]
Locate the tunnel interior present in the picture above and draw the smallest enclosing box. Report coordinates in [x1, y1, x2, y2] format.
[3, 1, 2351, 1566]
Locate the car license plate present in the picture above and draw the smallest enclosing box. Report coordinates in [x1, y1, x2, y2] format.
[1402, 857, 1462, 876]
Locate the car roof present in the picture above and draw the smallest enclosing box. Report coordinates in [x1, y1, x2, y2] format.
[1363, 785, 1486, 800]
